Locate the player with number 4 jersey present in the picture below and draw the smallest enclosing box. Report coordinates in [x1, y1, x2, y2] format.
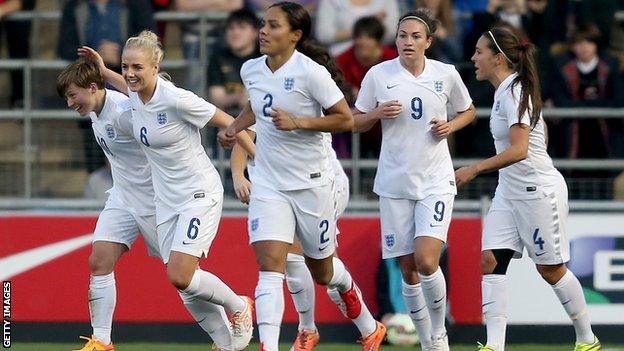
[455, 27, 599, 351]
[354, 10, 476, 351]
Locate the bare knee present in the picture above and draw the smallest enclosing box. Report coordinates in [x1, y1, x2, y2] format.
[256, 253, 287, 273]
[480, 252, 497, 275]
[397, 255, 419, 284]
[307, 257, 333, 285]
[536, 264, 566, 285]
[414, 252, 439, 276]
[167, 264, 194, 290]
[88, 250, 116, 276]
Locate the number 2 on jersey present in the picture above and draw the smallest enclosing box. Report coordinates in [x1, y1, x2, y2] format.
[262, 94, 273, 117]
[319, 219, 329, 244]
[140, 126, 150, 147]
[411, 97, 423, 119]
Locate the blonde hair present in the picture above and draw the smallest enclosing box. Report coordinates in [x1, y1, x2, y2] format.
[124, 30, 164, 64]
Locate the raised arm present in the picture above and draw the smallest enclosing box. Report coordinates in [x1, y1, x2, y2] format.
[78, 46, 128, 93]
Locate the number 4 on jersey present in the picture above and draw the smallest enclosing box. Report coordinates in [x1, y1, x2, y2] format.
[533, 228, 545, 251]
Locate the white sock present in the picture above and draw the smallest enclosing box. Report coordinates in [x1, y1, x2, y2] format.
[255, 271, 285, 351]
[285, 253, 316, 331]
[402, 281, 432, 348]
[181, 269, 246, 314]
[180, 291, 232, 349]
[419, 267, 447, 338]
[482, 274, 508, 351]
[329, 257, 377, 337]
[89, 273, 116, 344]
[551, 269, 595, 344]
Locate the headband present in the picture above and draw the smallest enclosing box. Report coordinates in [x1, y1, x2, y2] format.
[399, 16, 430, 34]
[488, 30, 513, 64]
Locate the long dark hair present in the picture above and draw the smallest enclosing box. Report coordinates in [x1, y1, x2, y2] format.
[485, 27, 542, 128]
[268, 2, 345, 90]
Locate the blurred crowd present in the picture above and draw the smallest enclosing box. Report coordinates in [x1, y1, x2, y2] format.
[1, 0, 624, 199]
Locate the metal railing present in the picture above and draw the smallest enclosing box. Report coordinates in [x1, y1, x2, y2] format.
[1, 10, 624, 211]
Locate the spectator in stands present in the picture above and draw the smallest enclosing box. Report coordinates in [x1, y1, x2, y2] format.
[314, 0, 399, 56]
[207, 9, 260, 117]
[58, 0, 157, 71]
[550, 24, 623, 199]
[245, 0, 317, 12]
[413, 0, 461, 63]
[0, 0, 36, 108]
[337, 16, 396, 159]
[463, 0, 550, 62]
[550, 23, 623, 160]
[174, 0, 243, 93]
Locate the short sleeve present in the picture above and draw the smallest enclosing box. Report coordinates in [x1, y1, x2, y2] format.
[177, 90, 217, 129]
[354, 69, 377, 113]
[448, 68, 473, 112]
[307, 65, 344, 110]
[503, 86, 530, 129]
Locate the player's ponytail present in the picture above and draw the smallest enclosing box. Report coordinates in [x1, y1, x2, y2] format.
[486, 27, 542, 128]
[269, 2, 346, 91]
[124, 30, 165, 65]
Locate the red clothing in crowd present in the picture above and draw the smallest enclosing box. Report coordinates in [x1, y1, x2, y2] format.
[337, 45, 398, 89]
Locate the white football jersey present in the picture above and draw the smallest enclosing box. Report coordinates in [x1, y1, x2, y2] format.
[128, 77, 223, 223]
[89, 89, 155, 215]
[355, 57, 472, 200]
[490, 73, 564, 199]
[241, 50, 344, 190]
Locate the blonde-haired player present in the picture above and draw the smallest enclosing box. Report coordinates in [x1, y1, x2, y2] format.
[79, 30, 256, 350]
[354, 9, 476, 351]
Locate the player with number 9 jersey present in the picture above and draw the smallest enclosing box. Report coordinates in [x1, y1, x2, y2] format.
[354, 10, 476, 351]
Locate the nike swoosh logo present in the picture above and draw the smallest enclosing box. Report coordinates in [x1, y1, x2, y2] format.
[88, 297, 103, 303]
[410, 306, 426, 314]
[434, 296, 445, 304]
[0, 233, 93, 280]
[482, 301, 495, 307]
[319, 245, 329, 251]
[289, 288, 305, 295]
[182, 241, 193, 245]
[535, 252, 546, 256]
[561, 299, 571, 305]
[386, 84, 399, 89]
[430, 223, 442, 227]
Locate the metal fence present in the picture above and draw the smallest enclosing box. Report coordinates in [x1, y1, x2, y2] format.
[1, 10, 624, 211]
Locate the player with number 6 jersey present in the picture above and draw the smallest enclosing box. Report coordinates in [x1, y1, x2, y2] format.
[354, 9, 476, 351]
[79, 29, 256, 350]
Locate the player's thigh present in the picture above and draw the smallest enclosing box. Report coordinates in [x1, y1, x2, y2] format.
[413, 193, 455, 243]
[513, 185, 570, 265]
[248, 185, 296, 246]
[482, 195, 523, 257]
[289, 184, 337, 260]
[94, 206, 141, 250]
[380, 196, 417, 259]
